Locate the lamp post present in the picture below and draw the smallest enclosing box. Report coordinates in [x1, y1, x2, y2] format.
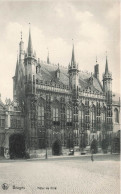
[45, 94, 51, 160]
[45, 118, 48, 160]
[45, 132, 48, 159]
[80, 130, 84, 152]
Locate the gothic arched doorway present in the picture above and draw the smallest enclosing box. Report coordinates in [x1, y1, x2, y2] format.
[52, 140, 61, 155]
[9, 134, 25, 159]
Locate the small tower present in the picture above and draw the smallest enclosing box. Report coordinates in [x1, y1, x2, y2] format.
[56, 63, 60, 79]
[68, 44, 79, 148]
[68, 44, 79, 100]
[47, 49, 50, 64]
[24, 25, 37, 95]
[94, 57, 99, 79]
[103, 55, 112, 104]
[36, 58, 41, 74]
[24, 25, 38, 151]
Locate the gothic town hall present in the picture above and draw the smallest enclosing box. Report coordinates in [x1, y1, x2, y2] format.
[1, 28, 120, 158]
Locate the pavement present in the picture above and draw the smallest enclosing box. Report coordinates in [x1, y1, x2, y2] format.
[0, 154, 120, 194]
[0, 152, 119, 162]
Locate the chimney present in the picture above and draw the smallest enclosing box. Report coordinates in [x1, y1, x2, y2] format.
[94, 64, 99, 79]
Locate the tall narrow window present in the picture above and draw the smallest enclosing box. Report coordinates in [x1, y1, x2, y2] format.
[33, 75, 35, 83]
[102, 107, 106, 122]
[85, 101, 90, 129]
[67, 108, 72, 122]
[1, 119, 5, 128]
[67, 107, 72, 126]
[91, 106, 95, 129]
[53, 107, 59, 121]
[79, 106, 84, 125]
[38, 106, 44, 126]
[114, 108, 119, 123]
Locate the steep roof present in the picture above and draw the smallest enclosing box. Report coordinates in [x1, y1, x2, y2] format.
[37, 62, 103, 93]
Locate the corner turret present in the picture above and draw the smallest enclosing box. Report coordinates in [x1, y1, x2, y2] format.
[103, 55, 112, 104]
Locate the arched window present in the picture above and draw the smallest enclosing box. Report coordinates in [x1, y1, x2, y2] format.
[91, 106, 95, 124]
[114, 108, 119, 123]
[91, 106, 95, 120]
[79, 105, 84, 128]
[102, 107, 106, 122]
[38, 106, 44, 126]
[96, 102, 101, 116]
[79, 105, 84, 120]
[67, 107, 72, 122]
[53, 107, 59, 121]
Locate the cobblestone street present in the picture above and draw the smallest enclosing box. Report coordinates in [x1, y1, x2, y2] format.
[0, 155, 120, 194]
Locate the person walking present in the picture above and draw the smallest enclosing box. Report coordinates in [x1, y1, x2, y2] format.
[91, 149, 94, 162]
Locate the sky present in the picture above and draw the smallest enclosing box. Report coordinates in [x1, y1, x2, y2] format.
[0, 0, 120, 102]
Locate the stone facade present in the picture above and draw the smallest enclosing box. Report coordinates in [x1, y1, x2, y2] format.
[0, 28, 120, 158]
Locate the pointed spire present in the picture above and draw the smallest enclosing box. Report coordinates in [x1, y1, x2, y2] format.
[103, 53, 112, 81]
[71, 44, 75, 64]
[71, 41, 76, 68]
[15, 54, 19, 77]
[105, 53, 109, 74]
[28, 23, 33, 56]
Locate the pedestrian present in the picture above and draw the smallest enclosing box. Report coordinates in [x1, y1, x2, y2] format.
[91, 149, 94, 162]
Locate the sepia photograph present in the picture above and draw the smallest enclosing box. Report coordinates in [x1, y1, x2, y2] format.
[0, 0, 120, 193]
